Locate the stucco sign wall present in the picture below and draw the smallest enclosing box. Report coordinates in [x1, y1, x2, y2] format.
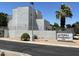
[57, 33, 73, 41]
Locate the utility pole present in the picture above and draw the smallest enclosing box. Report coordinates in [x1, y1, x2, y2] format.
[30, 2, 34, 41]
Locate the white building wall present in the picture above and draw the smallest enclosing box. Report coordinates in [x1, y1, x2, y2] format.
[36, 19, 51, 30]
[13, 7, 30, 30]
[36, 10, 42, 19]
[33, 31, 56, 39]
[9, 30, 56, 40]
[44, 20, 50, 30]
[28, 7, 38, 30]
[8, 6, 56, 40]
[36, 19, 44, 30]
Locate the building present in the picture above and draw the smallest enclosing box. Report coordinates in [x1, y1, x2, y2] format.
[8, 6, 56, 40]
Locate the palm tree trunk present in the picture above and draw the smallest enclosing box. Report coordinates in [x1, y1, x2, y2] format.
[60, 17, 65, 29]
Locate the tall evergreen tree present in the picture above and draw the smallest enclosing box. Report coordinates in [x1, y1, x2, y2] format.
[0, 12, 8, 27]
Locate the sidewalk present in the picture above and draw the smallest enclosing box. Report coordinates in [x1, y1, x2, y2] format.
[34, 39, 79, 48]
[0, 49, 31, 56]
[0, 38, 79, 48]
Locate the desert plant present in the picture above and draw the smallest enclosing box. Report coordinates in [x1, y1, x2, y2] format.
[21, 33, 30, 41]
[33, 35, 38, 39]
[0, 52, 5, 56]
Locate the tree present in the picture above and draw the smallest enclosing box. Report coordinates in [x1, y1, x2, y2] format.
[0, 12, 8, 27]
[50, 23, 59, 30]
[72, 22, 79, 34]
[75, 22, 79, 29]
[53, 23, 59, 30]
[56, 4, 73, 29]
[66, 24, 72, 28]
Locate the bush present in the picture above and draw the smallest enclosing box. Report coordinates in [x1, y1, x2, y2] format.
[33, 35, 38, 39]
[21, 33, 30, 41]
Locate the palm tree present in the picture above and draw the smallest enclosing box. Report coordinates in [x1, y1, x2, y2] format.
[56, 4, 73, 29]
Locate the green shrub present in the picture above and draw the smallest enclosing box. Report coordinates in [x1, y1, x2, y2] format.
[33, 35, 38, 39]
[21, 33, 30, 41]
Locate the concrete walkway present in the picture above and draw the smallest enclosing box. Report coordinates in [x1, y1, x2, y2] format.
[34, 39, 79, 48]
[0, 49, 31, 56]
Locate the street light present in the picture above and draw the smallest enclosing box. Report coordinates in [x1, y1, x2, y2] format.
[30, 2, 34, 41]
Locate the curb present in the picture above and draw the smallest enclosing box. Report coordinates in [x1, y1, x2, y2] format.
[0, 49, 31, 56]
[25, 41, 79, 48]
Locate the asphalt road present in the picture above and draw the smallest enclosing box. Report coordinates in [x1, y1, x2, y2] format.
[0, 39, 79, 56]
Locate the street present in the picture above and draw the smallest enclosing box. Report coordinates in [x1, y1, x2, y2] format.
[0, 39, 79, 56]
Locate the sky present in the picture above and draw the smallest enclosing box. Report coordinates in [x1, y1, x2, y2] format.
[0, 2, 79, 25]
